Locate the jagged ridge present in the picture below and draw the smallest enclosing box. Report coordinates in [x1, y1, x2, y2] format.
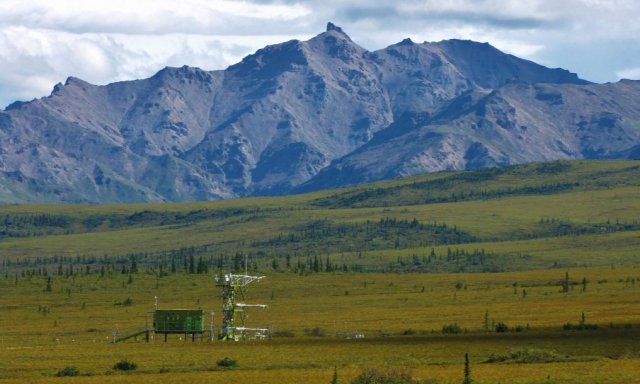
[0, 23, 638, 203]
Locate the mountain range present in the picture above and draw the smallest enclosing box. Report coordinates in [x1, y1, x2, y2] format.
[1, 23, 639, 203]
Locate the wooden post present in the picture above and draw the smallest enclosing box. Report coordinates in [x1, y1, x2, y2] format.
[145, 313, 150, 343]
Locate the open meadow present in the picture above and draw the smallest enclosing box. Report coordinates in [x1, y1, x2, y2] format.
[1, 160, 640, 383]
[2, 268, 640, 383]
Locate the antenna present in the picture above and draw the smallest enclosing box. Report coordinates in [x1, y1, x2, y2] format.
[215, 272, 268, 341]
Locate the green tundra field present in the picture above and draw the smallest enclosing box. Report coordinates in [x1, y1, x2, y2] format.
[1, 160, 640, 383]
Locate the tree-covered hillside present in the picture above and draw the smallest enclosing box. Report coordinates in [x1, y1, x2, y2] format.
[1, 160, 639, 276]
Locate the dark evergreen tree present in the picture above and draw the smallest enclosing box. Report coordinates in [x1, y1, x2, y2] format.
[188, 255, 195, 274]
[130, 258, 138, 274]
[483, 310, 490, 331]
[463, 353, 472, 384]
[233, 253, 242, 272]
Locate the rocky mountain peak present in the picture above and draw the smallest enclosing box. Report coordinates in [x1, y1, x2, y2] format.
[423, 38, 588, 88]
[0, 24, 638, 204]
[315, 22, 355, 45]
[326, 22, 344, 34]
[64, 76, 88, 86]
[226, 38, 307, 78]
[51, 82, 65, 94]
[306, 22, 365, 63]
[47, 77, 93, 98]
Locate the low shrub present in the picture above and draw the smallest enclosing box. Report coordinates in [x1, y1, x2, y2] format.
[495, 322, 509, 333]
[273, 329, 295, 337]
[485, 348, 597, 364]
[304, 327, 326, 337]
[113, 359, 137, 371]
[55, 366, 80, 377]
[351, 368, 426, 384]
[114, 297, 133, 306]
[216, 357, 237, 368]
[563, 322, 598, 331]
[609, 322, 633, 329]
[442, 323, 464, 334]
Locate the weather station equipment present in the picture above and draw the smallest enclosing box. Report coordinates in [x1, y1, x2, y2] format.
[215, 273, 269, 340]
[113, 262, 270, 344]
[111, 297, 208, 343]
[153, 308, 205, 342]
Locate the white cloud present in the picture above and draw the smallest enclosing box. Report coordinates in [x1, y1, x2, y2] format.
[0, 0, 639, 107]
[0, 0, 311, 34]
[0, 27, 312, 107]
[0, 0, 317, 107]
[0, 27, 124, 105]
[616, 67, 640, 80]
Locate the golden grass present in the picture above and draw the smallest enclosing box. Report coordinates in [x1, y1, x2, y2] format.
[2, 160, 640, 383]
[2, 267, 640, 383]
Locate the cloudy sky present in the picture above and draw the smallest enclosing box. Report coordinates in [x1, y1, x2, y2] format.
[1, 0, 639, 108]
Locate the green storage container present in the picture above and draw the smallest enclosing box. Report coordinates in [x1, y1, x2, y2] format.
[154, 309, 204, 334]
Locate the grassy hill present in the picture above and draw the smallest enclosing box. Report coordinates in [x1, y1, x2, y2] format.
[1, 159, 639, 275]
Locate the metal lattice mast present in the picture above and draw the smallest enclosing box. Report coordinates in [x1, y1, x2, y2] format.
[215, 274, 267, 340]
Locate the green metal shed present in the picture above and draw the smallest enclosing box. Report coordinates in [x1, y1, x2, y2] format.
[154, 309, 204, 334]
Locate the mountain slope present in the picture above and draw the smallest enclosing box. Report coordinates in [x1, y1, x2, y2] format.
[0, 23, 637, 203]
[299, 80, 640, 191]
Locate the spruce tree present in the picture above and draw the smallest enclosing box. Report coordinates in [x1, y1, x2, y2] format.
[463, 353, 472, 384]
[563, 271, 570, 293]
[483, 311, 490, 331]
[188, 255, 195, 274]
